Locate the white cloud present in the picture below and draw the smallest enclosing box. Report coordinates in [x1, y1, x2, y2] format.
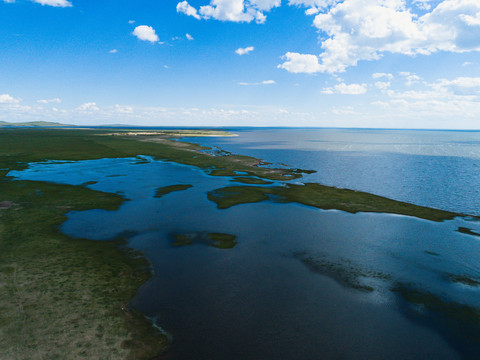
[186, 33, 194, 41]
[176, 0, 281, 24]
[375, 81, 391, 90]
[128, 20, 135, 24]
[445, 77, 480, 88]
[238, 79, 276, 85]
[399, 72, 423, 86]
[3, 0, 16, 3]
[412, 0, 433, 10]
[372, 72, 394, 80]
[132, 25, 159, 43]
[288, 0, 335, 9]
[32, 0, 72, 7]
[177, 1, 201, 19]
[76, 102, 99, 112]
[433, 77, 480, 94]
[37, 98, 61, 104]
[277, 52, 321, 73]
[114, 104, 134, 114]
[305, 7, 320, 15]
[279, 0, 480, 73]
[235, 46, 254, 55]
[109, 49, 118, 54]
[322, 82, 367, 94]
[0, 94, 21, 103]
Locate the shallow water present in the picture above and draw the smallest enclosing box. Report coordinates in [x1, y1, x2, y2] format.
[8, 130, 480, 359]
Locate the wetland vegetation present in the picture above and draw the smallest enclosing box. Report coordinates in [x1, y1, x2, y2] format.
[172, 232, 237, 249]
[207, 183, 462, 222]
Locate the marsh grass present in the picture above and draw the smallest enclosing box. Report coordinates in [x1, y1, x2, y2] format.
[207, 183, 461, 222]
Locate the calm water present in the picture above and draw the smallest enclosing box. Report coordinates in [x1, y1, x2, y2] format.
[8, 129, 480, 359]
[186, 128, 480, 215]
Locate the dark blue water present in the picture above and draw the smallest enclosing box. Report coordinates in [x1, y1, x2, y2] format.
[8, 129, 480, 360]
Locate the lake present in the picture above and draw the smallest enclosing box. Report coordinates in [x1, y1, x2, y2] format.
[8, 128, 480, 359]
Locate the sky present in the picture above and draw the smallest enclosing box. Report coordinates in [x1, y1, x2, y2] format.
[1, 0, 480, 128]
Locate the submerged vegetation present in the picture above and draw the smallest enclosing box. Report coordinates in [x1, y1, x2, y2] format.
[457, 227, 480, 237]
[154, 184, 193, 198]
[294, 252, 390, 292]
[172, 232, 237, 249]
[448, 274, 480, 287]
[207, 183, 461, 222]
[295, 250, 480, 357]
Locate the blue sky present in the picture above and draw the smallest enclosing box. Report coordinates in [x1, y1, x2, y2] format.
[1, 0, 480, 128]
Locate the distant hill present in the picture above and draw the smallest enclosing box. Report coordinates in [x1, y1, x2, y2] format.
[0, 121, 73, 127]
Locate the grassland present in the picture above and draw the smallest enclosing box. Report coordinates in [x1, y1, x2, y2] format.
[0, 180, 168, 359]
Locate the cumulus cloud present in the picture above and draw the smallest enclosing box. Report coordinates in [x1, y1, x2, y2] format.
[132, 25, 159, 43]
[33, 0, 72, 7]
[0, 94, 21, 103]
[399, 72, 423, 86]
[372, 72, 394, 80]
[114, 104, 134, 114]
[439, 77, 480, 88]
[186, 33, 194, 40]
[238, 79, 276, 85]
[277, 52, 321, 73]
[235, 46, 254, 55]
[177, 1, 201, 19]
[375, 81, 391, 90]
[76, 102, 99, 112]
[433, 76, 480, 94]
[37, 98, 61, 104]
[176, 0, 280, 24]
[279, 0, 480, 73]
[109, 49, 118, 54]
[288, 0, 336, 15]
[322, 83, 367, 94]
